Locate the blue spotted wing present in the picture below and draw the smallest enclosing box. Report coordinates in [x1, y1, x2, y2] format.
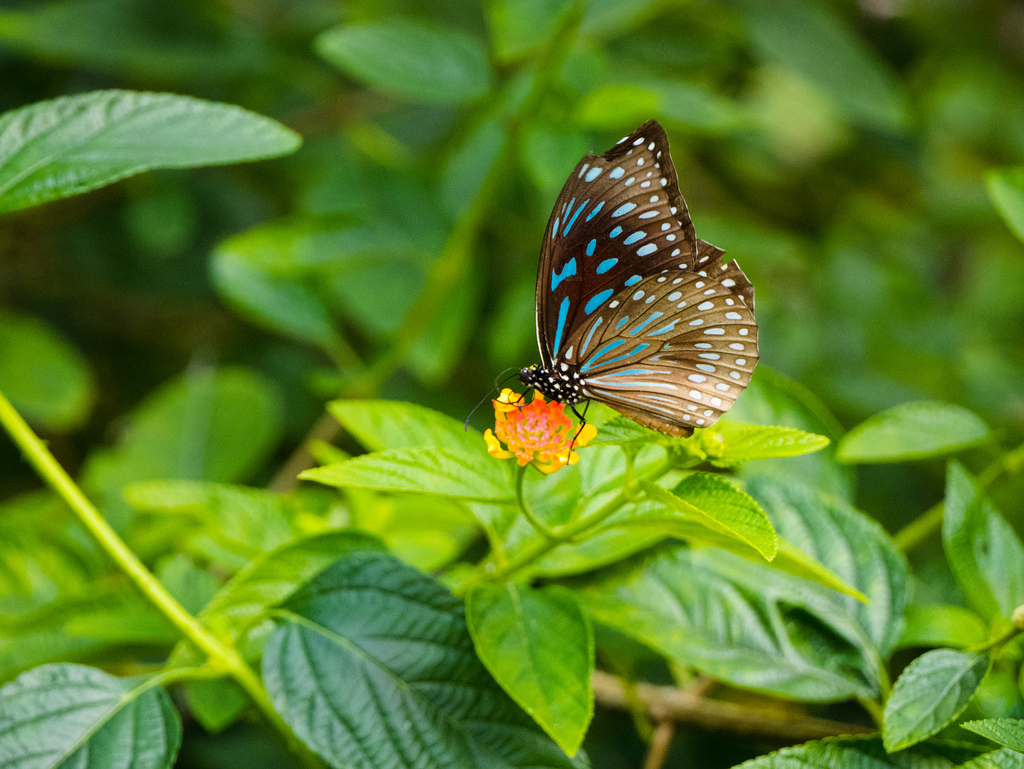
[534, 120, 758, 436]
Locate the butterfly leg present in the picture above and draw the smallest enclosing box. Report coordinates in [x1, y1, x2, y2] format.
[567, 400, 591, 460]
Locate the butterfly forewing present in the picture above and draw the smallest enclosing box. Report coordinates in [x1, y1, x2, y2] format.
[528, 119, 758, 436]
[536, 120, 698, 367]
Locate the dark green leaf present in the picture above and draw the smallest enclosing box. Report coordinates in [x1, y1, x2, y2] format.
[0, 312, 95, 431]
[745, 475, 910, 658]
[609, 485, 862, 600]
[734, 734, 980, 768]
[838, 402, 991, 464]
[961, 719, 1024, 753]
[0, 663, 181, 768]
[466, 584, 593, 755]
[943, 461, 1024, 621]
[576, 547, 879, 702]
[883, 649, 991, 752]
[263, 552, 585, 769]
[957, 749, 1024, 769]
[168, 531, 384, 733]
[0, 90, 300, 213]
[315, 20, 491, 105]
[301, 446, 514, 502]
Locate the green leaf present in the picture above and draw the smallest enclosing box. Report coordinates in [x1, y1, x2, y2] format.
[263, 552, 585, 769]
[81, 367, 283, 523]
[466, 584, 593, 755]
[328, 399, 484, 455]
[577, 546, 880, 702]
[315, 20, 491, 105]
[728, 366, 854, 499]
[898, 604, 989, 650]
[0, 90, 300, 213]
[154, 555, 219, 615]
[962, 719, 1024, 753]
[987, 168, 1024, 244]
[0, 0, 263, 81]
[487, 0, 572, 62]
[699, 421, 831, 467]
[733, 735, 981, 768]
[943, 461, 1024, 621]
[0, 663, 181, 768]
[611, 482, 864, 601]
[588, 417, 830, 469]
[577, 82, 746, 137]
[125, 480, 300, 570]
[301, 446, 514, 502]
[745, 475, 910, 658]
[211, 238, 339, 351]
[0, 311, 95, 431]
[883, 649, 991, 751]
[168, 531, 384, 733]
[837, 402, 991, 464]
[641, 475, 778, 560]
[739, 0, 906, 131]
[957, 750, 1024, 769]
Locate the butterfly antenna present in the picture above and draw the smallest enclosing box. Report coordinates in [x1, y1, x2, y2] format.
[463, 368, 522, 431]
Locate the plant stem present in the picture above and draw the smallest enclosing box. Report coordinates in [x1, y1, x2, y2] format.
[894, 439, 1024, 553]
[967, 623, 1022, 655]
[488, 457, 673, 582]
[856, 696, 885, 729]
[515, 465, 558, 540]
[0, 390, 317, 766]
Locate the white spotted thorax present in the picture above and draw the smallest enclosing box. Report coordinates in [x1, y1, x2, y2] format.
[521, 119, 758, 437]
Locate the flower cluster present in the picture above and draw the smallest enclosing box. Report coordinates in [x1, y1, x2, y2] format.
[483, 388, 597, 474]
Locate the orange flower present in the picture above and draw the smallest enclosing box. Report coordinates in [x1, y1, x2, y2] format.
[483, 389, 597, 474]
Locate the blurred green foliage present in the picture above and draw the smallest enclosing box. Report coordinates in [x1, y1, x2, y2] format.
[2, 0, 1024, 767]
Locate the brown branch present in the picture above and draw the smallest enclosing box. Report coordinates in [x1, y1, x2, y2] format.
[268, 411, 341, 493]
[642, 718, 676, 769]
[592, 671, 872, 743]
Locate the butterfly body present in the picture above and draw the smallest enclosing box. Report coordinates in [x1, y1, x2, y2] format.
[522, 120, 758, 436]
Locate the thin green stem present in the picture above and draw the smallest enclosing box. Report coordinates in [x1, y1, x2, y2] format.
[488, 456, 674, 582]
[515, 465, 558, 540]
[857, 696, 885, 729]
[0, 390, 318, 767]
[966, 623, 1022, 655]
[894, 439, 1024, 552]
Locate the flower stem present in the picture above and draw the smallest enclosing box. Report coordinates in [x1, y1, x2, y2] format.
[515, 465, 558, 540]
[489, 456, 674, 582]
[0, 390, 317, 766]
[894, 439, 1024, 552]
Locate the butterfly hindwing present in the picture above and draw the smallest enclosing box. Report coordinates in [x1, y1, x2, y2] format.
[536, 120, 699, 368]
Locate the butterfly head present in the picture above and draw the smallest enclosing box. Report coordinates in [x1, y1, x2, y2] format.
[518, 364, 584, 406]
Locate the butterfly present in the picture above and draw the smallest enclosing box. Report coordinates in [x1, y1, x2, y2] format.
[518, 119, 758, 436]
